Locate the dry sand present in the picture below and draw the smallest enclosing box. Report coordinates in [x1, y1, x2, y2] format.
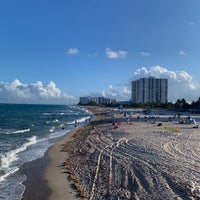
[45, 107, 200, 200]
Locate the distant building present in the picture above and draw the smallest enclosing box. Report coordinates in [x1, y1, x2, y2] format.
[131, 76, 168, 104]
[111, 99, 118, 105]
[79, 96, 118, 105]
[79, 97, 90, 105]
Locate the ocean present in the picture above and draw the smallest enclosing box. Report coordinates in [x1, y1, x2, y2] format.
[0, 104, 92, 200]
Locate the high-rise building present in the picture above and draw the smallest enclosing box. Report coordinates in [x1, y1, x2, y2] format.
[131, 76, 168, 103]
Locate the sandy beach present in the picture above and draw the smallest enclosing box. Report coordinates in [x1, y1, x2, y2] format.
[22, 106, 200, 200]
[44, 129, 81, 200]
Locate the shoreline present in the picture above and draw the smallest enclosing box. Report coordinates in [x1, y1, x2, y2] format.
[44, 106, 101, 200]
[21, 128, 86, 200]
[20, 151, 51, 200]
[21, 106, 97, 200]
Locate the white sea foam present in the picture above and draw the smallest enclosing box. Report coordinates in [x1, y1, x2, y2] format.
[49, 126, 55, 133]
[52, 119, 59, 123]
[48, 129, 70, 140]
[0, 167, 19, 182]
[0, 104, 88, 199]
[78, 116, 91, 123]
[0, 136, 37, 182]
[66, 116, 91, 125]
[43, 113, 53, 116]
[11, 128, 30, 134]
[43, 112, 73, 116]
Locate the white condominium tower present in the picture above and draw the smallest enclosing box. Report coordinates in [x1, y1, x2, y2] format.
[131, 76, 168, 104]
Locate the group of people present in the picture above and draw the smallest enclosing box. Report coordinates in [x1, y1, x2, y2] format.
[112, 121, 122, 129]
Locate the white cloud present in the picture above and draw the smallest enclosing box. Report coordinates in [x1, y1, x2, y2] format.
[178, 49, 186, 56]
[108, 85, 113, 89]
[91, 84, 131, 101]
[140, 51, 151, 57]
[102, 86, 120, 98]
[105, 48, 128, 59]
[0, 80, 76, 104]
[67, 48, 79, 55]
[132, 66, 200, 102]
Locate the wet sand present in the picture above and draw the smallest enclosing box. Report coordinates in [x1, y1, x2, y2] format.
[21, 152, 51, 200]
[21, 129, 81, 200]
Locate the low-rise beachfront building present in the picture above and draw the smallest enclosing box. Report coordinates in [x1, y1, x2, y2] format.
[79, 97, 98, 105]
[98, 97, 111, 104]
[79, 96, 118, 106]
[79, 97, 92, 105]
[131, 76, 168, 104]
[111, 99, 118, 104]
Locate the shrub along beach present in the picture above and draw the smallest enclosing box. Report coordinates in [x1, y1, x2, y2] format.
[22, 106, 200, 200]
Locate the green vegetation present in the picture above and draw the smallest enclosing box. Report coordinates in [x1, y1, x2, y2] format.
[114, 97, 200, 113]
[164, 126, 180, 133]
[79, 97, 200, 113]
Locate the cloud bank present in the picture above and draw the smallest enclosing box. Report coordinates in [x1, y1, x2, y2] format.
[2, 67, 199, 105]
[0, 80, 76, 104]
[97, 66, 200, 103]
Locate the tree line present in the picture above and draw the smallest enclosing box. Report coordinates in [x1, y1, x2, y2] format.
[120, 98, 200, 113]
[79, 97, 200, 113]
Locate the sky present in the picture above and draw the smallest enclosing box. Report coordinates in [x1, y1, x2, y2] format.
[1, 0, 200, 104]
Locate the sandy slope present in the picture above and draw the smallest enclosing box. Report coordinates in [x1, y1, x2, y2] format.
[62, 108, 200, 200]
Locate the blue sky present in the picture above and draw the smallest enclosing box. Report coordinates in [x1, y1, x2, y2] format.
[1, 0, 200, 104]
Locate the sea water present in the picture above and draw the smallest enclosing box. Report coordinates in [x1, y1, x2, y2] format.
[0, 104, 92, 200]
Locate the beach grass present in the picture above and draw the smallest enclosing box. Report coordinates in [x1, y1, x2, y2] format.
[164, 126, 180, 133]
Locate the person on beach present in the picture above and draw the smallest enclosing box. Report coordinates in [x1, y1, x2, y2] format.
[75, 120, 78, 127]
[112, 121, 118, 129]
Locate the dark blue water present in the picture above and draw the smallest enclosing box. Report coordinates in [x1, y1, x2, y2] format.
[0, 104, 92, 200]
